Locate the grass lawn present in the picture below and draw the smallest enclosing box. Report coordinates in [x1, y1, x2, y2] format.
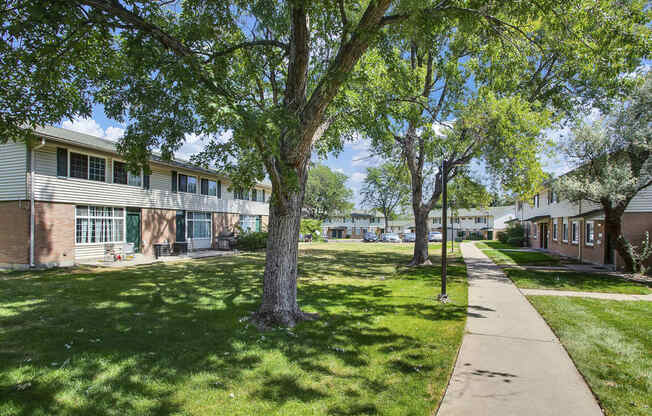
[505, 268, 651, 294]
[528, 296, 651, 416]
[478, 247, 560, 266]
[0, 243, 467, 416]
[474, 241, 518, 250]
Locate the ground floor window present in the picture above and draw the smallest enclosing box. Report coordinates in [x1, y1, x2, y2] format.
[563, 219, 568, 242]
[75, 206, 125, 244]
[552, 219, 558, 240]
[239, 215, 261, 233]
[187, 212, 211, 239]
[571, 221, 578, 244]
[533, 223, 537, 239]
[585, 221, 594, 245]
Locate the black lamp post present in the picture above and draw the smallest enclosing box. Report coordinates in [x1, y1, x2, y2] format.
[439, 159, 449, 303]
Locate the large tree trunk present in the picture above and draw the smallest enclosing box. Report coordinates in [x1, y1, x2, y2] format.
[251, 164, 317, 328]
[384, 210, 389, 234]
[410, 209, 431, 265]
[603, 208, 636, 272]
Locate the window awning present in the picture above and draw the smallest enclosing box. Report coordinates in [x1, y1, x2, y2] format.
[524, 215, 550, 223]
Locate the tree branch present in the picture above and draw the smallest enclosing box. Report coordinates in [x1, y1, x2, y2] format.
[210, 40, 289, 58]
[284, 4, 310, 112]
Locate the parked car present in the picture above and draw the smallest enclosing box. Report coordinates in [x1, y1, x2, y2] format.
[363, 232, 378, 242]
[381, 233, 401, 243]
[429, 231, 443, 242]
[402, 233, 416, 243]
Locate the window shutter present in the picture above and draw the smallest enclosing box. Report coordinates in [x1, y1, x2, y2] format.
[201, 178, 208, 195]
[143, 174, 150, 190]
[171, 171, 177, 192]
[262, 189, 265, 202]
[217, 181, 221, 198]
[57, 148, 68, 177]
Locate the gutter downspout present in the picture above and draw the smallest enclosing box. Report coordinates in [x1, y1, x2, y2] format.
[30, 138, 46, 268]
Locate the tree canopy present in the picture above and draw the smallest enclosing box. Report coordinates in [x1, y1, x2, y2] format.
[304, 164, 353, 221]
[341, 0, 649, 264]
[360, 162, 410, 231]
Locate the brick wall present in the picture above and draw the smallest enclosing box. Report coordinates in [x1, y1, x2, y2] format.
[34, 201, 75, 266]
[212, 212, 240, 249]
[0, 201, 30, 266]
[537, 218, 581, 259]
[618, 212, 652, 269]
[141, 208, 176, 256]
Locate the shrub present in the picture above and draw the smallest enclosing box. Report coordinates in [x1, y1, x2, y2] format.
[625, 231, 652, 274]
[235, 232, 268, 251]
[497, 231, 508, 244]
[300, 219, 322, 237]
[505, 223, 525, 247]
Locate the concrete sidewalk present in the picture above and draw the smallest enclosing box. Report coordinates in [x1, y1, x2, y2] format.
[437, 243, 602, 416]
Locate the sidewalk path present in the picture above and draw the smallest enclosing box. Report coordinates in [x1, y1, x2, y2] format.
[437, 243, 602, 416]
[521, 288, 652, 301]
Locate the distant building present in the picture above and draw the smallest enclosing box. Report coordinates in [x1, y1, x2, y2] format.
[322, 205, 516, 240]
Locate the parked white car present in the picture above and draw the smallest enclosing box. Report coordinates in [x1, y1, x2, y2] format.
[381, 233, 402, 243]
[429, 232, 443, 242]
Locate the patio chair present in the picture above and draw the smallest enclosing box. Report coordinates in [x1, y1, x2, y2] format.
[103, 244, 115, 262]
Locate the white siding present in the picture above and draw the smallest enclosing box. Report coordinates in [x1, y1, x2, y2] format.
[33, 174, 269, 215]
[32, 144, 269, 216]
[0, 142, 27, 200]
[75, 244, 124, 261]
[150, 166, 170, 192]
[34, 145, 57, 176]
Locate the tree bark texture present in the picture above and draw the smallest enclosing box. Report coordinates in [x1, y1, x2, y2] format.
[603, 208, 636, 272]
[251, 163, 317, 328]
[411, 210, 431, 265]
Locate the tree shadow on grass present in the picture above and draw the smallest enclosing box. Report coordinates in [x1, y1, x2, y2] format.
[0, 247, 467, 415]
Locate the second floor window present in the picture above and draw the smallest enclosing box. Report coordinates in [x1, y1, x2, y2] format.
[113, 161, 141, 186]
[201, 179, 219, 197]
[70, 152, 105, 182]
[179, 174, 197, 193]
[533, 194, 539, 208]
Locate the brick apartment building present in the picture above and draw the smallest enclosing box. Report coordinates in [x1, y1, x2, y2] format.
[516, 184, 652, 269]
[0, 126, 270, 269]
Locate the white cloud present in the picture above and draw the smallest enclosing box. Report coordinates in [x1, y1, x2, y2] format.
[62, 117, 125, 142]
[62, 117, 107, 139]
[175, 130, 233, 161]
[104, 126, 125, 141]
[349, 133, 369, 150]
[349, 171, 366, 184]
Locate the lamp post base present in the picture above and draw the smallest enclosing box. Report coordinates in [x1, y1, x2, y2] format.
[437, 293, 449, 303]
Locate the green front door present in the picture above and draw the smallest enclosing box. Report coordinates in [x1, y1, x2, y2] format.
[176, 211, 186, 242]
[126, 210, 141, 253]
[255, 216, 261, 232]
